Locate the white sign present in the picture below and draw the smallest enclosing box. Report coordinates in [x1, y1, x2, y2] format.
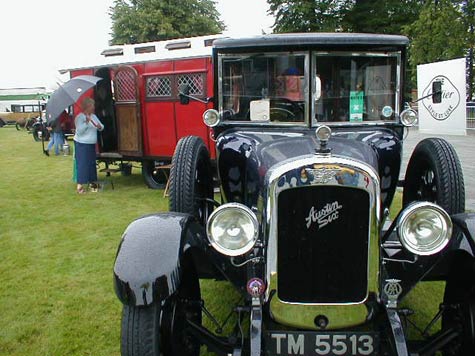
[249, 99, 270, 121]
[417, 58, 466, 135]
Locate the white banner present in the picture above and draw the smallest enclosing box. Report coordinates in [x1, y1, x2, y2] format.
[417, 58, 466, 135]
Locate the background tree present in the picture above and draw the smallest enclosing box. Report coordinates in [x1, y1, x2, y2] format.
[342, 0, 424, 34]
[403, 0, 466, 83]
[267, 0, 474, 98]
[267, 0, 351, 32]
[110, 0, 225, 45]
[462, 0, 475, 100]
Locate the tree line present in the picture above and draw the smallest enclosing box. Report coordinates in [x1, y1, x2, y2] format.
[109, 0, 474, 100]
[267, 0, 474, 100]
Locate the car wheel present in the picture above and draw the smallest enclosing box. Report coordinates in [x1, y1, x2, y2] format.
[403, 138, 464, 214]
[142, 160, 168, 189]
[161, 261, 202, 356]
[32, 125, 41, 141]
[26, 118, 35, 131]
[442, 254, 475, 355]
[169, 136, 213, 224]
[0, 118, 5, 128]
[120, 261, 201, 356]
[121, 303, 162, 356]
[32, 125, 50, 142]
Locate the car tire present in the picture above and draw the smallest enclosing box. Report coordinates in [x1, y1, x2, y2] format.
[26, 118, 35, 131]
[120, 260, 201, 356]
[442, 253, 475, 355]
[0, 118, 5, 128]
[403, 138, 464, 214]
[32, 125, 41, 141]
[142, 160, 168, 189]
[169, 136, 213, 224]
[161, 260, 202, 356]
[121, 303, 162, 356]
[32, 125, 50, 142]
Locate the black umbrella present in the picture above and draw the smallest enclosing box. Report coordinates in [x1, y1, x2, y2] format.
[46, 75, 102, 123]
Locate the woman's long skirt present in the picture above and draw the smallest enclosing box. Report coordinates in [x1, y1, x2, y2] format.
[74, 141, 97, 184]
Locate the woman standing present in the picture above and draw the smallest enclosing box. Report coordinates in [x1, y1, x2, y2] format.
[74, 98, 104, 194]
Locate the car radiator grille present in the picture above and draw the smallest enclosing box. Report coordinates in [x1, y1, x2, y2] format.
[277, 185, 370, 304]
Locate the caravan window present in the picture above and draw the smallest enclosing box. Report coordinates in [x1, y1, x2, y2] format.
[146, 76, 172, 98]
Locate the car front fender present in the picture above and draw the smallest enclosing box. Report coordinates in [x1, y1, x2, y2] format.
[113, 212, 207, 306]
[452, 213, 475, 254]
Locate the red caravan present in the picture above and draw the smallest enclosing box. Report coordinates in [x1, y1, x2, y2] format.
[61, 35, 219, 188]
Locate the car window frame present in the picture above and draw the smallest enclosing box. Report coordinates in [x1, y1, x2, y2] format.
[217, 51, 311, 127]
[311, 51, 402, 127]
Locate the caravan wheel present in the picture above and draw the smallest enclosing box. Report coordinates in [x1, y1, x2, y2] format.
[142, 160, 168, 189]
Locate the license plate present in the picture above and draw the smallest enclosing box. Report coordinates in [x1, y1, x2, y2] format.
[266, 331, 378, 355]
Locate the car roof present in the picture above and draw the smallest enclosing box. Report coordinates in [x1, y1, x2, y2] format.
[213, 33, 409, 50]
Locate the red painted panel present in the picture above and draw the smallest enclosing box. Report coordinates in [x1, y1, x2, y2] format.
[145, 60, 173, 73]
[70, 69, 94, 117]
[174, 58, 211, 157]
[142, 61, 176, 157]
[174, 58, 207, 72]
[174, 101, 208, 143]
[144, 102, 177, 157]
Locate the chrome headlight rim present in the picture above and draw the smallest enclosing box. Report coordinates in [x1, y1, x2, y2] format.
[203, 109, 220, 127]
[206, 202, 259, 256]
[400, 108, 418, 127]
[397, 201, 452, 256]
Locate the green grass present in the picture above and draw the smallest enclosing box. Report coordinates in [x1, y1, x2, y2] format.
[0, 127, 443, 355]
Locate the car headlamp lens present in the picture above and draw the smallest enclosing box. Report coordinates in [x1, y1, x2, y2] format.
[203, 109, 220, 127]
[207, 203, 258, 256]
[397, 202, 452, 255]
[400, 109, 418, 127]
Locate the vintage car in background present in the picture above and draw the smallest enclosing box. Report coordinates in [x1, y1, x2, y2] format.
[113, 33, 475, 355]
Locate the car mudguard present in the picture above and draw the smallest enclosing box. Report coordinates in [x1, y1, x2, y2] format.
[113, 212, 208, 306]
[451, 213, 475, 254]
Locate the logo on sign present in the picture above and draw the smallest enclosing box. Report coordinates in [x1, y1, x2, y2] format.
[422, 75, 460, 121]
[305, 201, 343, 229]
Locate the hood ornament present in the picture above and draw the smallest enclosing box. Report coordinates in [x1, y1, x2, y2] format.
[315, 125, 332, 154]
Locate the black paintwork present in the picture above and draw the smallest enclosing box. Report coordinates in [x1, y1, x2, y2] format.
[114, 212, 252, 306]
[214, 33, 409, 50]
[380, 213, 475, 305]
[114, 213, 207, 306]
[216, 126, 403, 211]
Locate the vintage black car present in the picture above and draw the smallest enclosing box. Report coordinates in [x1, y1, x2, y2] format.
[113, 33, 475, 356]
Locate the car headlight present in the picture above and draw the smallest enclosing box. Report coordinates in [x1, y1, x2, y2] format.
[203, 109, 220, 127]
[397, 202, 452, 255]
[207, 203, 259, 256]
[400, 108, 418, 127]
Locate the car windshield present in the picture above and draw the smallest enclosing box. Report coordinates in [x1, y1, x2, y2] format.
[218, 51, 400, 125]
[219, 52, 308, 124]
[314, 53, 400, 123]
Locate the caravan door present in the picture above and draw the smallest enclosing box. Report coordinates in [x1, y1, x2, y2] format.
[113, 65, 143, 156]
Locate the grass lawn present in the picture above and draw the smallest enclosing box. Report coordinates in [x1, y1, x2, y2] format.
[0, 127, 443, 355]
